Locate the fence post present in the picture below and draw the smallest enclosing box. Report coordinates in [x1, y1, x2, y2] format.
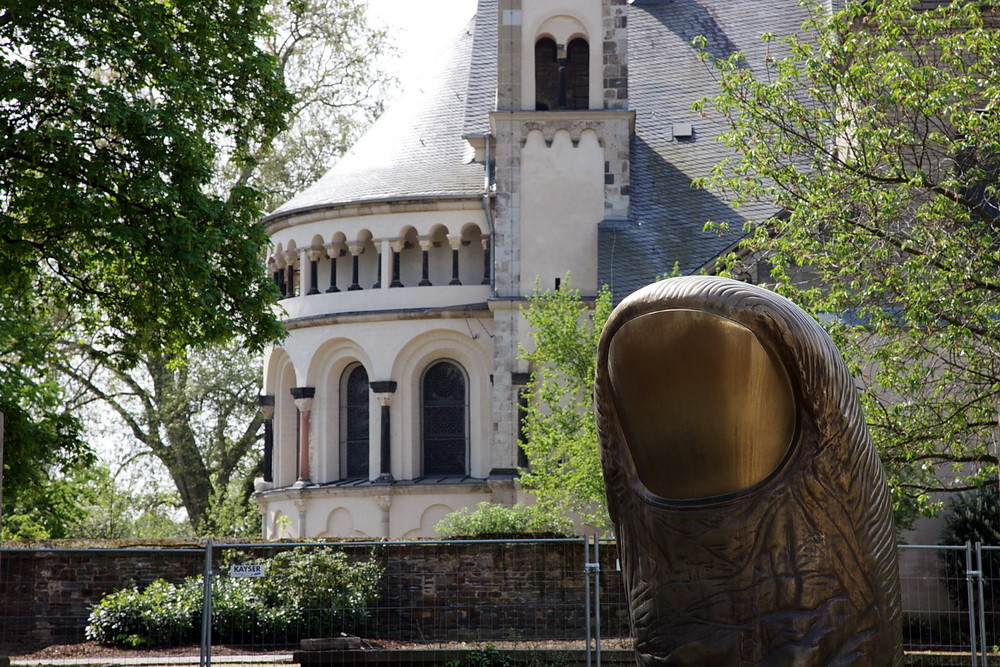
[593, 535, 602, 667]
[0, 410, 5, 533]
[976, 543, 988, 665]
[582, 535, 604, 667]
[967, 542, 980, 667]
[200, 541, 213, 667]
[584, 537, 592, 667]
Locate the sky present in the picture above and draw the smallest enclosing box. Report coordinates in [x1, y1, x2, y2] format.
[364, 0, 479, 99]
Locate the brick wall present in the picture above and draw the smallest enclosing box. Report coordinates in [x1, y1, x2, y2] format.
[372, 540, 627, 641]
[0, 540, 628, 652]
[0, 546, 206, 652]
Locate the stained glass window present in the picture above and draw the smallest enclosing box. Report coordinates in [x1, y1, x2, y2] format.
[341, 364, 369, 479]
[422, 361, 467, 476]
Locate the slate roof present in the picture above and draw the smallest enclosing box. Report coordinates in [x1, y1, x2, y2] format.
[600, 0, 810, 303]
[462, 0, 497, 138]
[264, 12, 486, 221]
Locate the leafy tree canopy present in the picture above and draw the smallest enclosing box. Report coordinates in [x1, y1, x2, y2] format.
[0, 391, 94, 538]
[1, 0, 292, 369]
[519, 277, 613, 531]
[221, 0, 394, 210]
[68, 463, 193, 540]
[0, 0, 294, 534]
[695, 0, 1000, 522]
[31, 0, 392, 538]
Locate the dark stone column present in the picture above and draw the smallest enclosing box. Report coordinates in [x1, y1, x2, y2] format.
[419, 239, 433, 286]
[348, 244, 363, 291]
[390, 241, 404, 288]
[369, 381, 397, 483]
[306, 248, 320, 295]
[448, 236, 462, 286]
[271, 257, 287, 298]
[285, 263, 296, 298]
[326, 250, 341, 293]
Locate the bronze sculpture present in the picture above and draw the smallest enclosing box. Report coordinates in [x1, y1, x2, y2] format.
[596, 276, 901, 665]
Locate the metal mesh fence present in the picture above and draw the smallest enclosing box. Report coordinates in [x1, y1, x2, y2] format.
[1, 540, 996, 665]
[210, 539, 607, 650]
[0, 547, 205, 656]
[899, 544, 974, 653]
[981, 546, 1000, 653]
[595, 537, 630, 646]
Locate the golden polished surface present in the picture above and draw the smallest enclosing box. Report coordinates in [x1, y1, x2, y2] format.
[607, 308, 796, 500]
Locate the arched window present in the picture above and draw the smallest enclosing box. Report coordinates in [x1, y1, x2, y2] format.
[535, 37, 558, 111]
[340, 364, 369, 478]
[422, 361, 468, 476]
[566, 38, 589, 110]
[535, 36, 589, 111]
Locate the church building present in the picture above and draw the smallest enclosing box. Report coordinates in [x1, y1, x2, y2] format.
[254, 0, 808, 538]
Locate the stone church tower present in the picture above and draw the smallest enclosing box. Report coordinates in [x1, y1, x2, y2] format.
[486, 0, 633, 499]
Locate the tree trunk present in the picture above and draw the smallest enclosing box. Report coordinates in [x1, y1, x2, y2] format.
[147, 355, 214, 530]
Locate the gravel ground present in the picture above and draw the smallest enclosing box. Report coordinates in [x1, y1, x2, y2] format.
[9, 638, 632, 661]
[8, 643, 286, 661]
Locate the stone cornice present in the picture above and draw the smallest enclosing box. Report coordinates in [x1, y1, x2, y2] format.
[263, 195, 490, 234]
[489, 109, 636, 141]
[255, 480, 495, 501]
[282, 303, 493, 331]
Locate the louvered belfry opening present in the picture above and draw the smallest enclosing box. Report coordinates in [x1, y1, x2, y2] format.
[535, 37, 559, 110]
[535, 36, 589, 111]
[566, 38, 589, 110]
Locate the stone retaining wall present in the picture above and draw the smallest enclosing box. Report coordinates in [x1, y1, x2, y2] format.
[0, 546, 206, 652]
[0, 540, 628, 653]
[372, 539, 627, 641]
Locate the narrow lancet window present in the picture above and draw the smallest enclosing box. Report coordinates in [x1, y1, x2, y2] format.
[535, 38, 558, 111]
[566, 38, 589, 110]
[422, 361, 467, 476]
[341, 364, 370, 478]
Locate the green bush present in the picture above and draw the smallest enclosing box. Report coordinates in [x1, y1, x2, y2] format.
[249, 547, 382, 642]
[85, 579, 201, 647]
[210, 577, 274, 643]
[86, 547, 382, 648]
[940, 484, 1000, 549]
[939, 484, 1000, 645]
[435, 502, 574, 539]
